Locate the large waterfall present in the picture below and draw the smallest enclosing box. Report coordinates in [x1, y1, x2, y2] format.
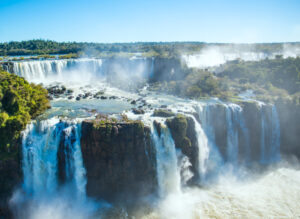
[190, 102, 281, 184]
[12, 118, 102, 219]
[13, 59, 103, 84]
[22, 118, 86, 198]
[10, 58, 153, 86]
[7, 57, 291, 219]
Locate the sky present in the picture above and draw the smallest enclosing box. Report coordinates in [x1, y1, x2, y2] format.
[0, 0, 299, 43]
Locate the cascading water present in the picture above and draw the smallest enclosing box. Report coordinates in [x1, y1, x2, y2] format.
[21, 118, 86, 197]
[190, 115, 209, 182]
[12, 59, 103, 84]
[225, 104, 240, 165]
[260, 104, 281, 164]
[194, 104, 223, 182]
[270, 106, 281, 162]
[22, 118, 63, 195]
[151, 124, 181, 197]
[62, 123, 86, 199]
[225, 104, 250, 165]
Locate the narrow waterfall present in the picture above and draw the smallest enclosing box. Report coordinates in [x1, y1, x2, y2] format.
[62, 123, 86, 199]
[225, 104, 240, 165]
[260, 107, 267, 163]
[149, 57, 154, 78]
[190, 116, 209, 182]
[195, 104, 223, 181]
[260, 104, 281, 164]
[22, 118, 86, 198]
[225, 104, 250, 165]
[151, 125, 181, 197]
[270, 106, 281, 162]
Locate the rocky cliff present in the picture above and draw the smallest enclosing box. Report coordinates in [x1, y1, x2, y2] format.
[275, 99, 300, 158]
[0, 141, 21, 219]
[80, 117, 157, 203]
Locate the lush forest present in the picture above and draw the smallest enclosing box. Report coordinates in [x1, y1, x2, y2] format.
[150, 56, 300, 103]
[0, 68, 50, 154]
[219, 56, 300, 94]
[1, 39, 298, 57]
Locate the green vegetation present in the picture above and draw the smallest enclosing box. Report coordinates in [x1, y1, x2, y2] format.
[150, 56, 300, 102]
[58, 53, 79, 59]
[220, 57, 300, 94]
[0, 68, 50, 150]
[150, 67, 225, 99]
[2, 39, 299, 58]
[217, 57, 300, 102]
[92, 113, 141, 129]
[153, 109, 175, 117]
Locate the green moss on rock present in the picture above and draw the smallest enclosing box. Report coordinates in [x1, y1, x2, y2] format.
[152, 109, 175, 117]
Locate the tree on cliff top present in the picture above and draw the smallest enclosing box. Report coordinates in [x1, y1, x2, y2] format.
[0, 68, 50, 149]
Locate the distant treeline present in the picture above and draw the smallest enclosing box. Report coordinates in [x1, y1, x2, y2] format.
[1, 39, 299, 57]
[151, 56, 300, 104]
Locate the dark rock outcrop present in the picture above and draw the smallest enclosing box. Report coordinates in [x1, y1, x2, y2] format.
[150, 58, 186, 82]
[80, 119, 157, 203]
[241, 101, 263, 162]
[275, 99, 300, 158]
[166, 114, 199, 181]
[0, 62, 14, 73]
[0, 142, 22, 219]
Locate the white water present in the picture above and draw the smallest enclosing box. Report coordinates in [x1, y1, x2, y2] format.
[195, 104, 224, 181]
[140, 167, 300, 219]
[225, 104, 250, 165]
[260, 104, 281, 164]
[152, 125, 181, 197]
[62, 123, 86, 199]
[8, 53, 296, 219]
[225, 104, 240, 165]
[182, 45, 300, 68]
[11, 118, 101, 219]
[191, 115, 210, 182]
[21, 118, 86, 196]
[13, 59, 103, 84]
[11, 57, 152, 86]
[22, 117, 62, 195]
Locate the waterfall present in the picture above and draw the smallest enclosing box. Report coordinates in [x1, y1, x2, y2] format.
[149, 57, 154, 78]
[190, 116, 209, 182]
[152, 124, 181, 197]
[194, 104, 223, 182]
[260, 105, 281, 164]
[22, 118, 63, 195]
[12, 59, 103, 84]
[63, 123, 86, 199]
[225, 104, 251, 166]
[270, 106, 281, 162]
[225, 104, 239, 165]
[22, 118, 86, 198]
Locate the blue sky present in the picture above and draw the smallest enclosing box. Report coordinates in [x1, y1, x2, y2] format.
[0, 0, 299, 43]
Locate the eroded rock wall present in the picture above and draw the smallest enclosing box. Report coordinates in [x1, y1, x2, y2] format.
[80, 120, 157, 203]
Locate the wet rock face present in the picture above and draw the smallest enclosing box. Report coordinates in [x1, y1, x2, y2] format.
[80, 120, 157, 203]
[0, 142, 22, 219]
[242, 101, 263, 162]
[0, 62, 14, 73]
[166, 115, 199, 181]
[275, 99, 300, 158]
[150, 58, 185, 82]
